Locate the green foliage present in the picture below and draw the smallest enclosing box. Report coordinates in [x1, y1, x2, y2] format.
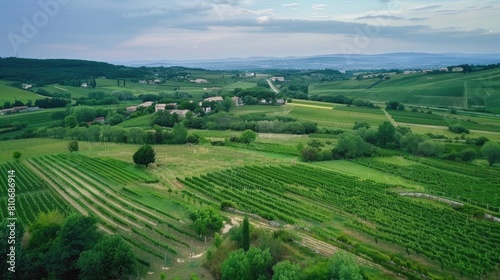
[247, 247, 273, 279]
[459, 148, 477, 162]
[171, 122, 188, 144]
[242, 217, 250, 251]
[133, 144, 156, 167]
[77, 235, 135, 280]
[45, 214, 101, 279]
[334, 132, 375, 159]
[449, 124, 470, 134]
[300, 146, 319, 162]
[272, 260, 301, 280]
[240, 129, 257, 145]
[377, 121, 397, 148]
[481, 141, 500, 166]
[64, 115, 78, 128]
[13, 150, 21, 160]
[416, 140, 442, 157]
[352, 121, 370, 130]
[221, 249, 251, 280]
[190, 207, 224, 236]
[329, 251, 363, 280]
[68, 140, 79, 153]
[71, 106, 97, 122]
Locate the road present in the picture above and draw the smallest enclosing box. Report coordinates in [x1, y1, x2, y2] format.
[382, 109, 398, 127]
[267, 79, 280, 94]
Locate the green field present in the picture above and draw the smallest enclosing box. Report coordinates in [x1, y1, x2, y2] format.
[309, 69, 500, 111]
[3, 61, 500, 279]
[0, 81, 41, 104]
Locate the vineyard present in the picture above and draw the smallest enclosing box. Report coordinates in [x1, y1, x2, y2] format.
[0, 162, 68, 224]
[355, 156, 500, 212]
[180, 164, 500, 278]
[13, 153, 203, 266]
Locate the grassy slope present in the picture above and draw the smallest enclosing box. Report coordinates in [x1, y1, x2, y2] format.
[0, 81, 42, 104]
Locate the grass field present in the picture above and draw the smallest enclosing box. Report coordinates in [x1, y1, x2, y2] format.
[0, 81, 42, 104]
[309, 68, 500, 111]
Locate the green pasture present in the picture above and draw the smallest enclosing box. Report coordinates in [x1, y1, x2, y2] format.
[285, 104, 387, 129]
[0, 81, 41, 104]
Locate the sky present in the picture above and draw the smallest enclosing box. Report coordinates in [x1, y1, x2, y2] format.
[1, 0, 499, 62]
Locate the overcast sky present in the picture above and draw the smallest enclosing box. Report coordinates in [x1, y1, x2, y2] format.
[1, 0, 499, 62]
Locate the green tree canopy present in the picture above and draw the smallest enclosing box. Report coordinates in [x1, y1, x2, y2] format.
[329, 251, 363, 280]
[64, 115, 78, 128]
[68, 140, 79, 153]
[240, 129, 257, 145]
[133, 144, 156, 167]
[221, 249, 251, 280]
[481, 141, 500, 166]
[190, 207, 224, 236]
[377, 121, 396, 148]
[272, 260, 301, 280]
[77, 235, 135, 280]
[13, 151, 21, 160]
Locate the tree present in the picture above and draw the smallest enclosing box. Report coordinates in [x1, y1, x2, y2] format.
[77, 235, 135, 280]
[242, 217, 250, 251]
[272, 260, 301, 280]
[13, 151, 21, 160]
[45, 214, 101, 279]
[246, 247, 273, 279]
[377, 121, 396, 148]
[334, 132, 375, 159]
[190, 207, 224, 236]
[133, 144, 156, 168]
[460, 148, 477, 162]
[300, 146, 318, 162]
[64, 115, 78, 128]
[416, 140, 441, 157]
[481, 141, 500, 166]
[386, 101, 399, 110]
[171, 122, 188, 144]
[68, 140, 79, 153]
[221, 249, 251, 280]
[329, 251, 363, 280]
[240, 129, 257, 145]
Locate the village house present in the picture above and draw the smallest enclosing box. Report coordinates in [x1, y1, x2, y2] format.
[272, 76, 285, 82]
[80, 83, 88, 88]
[452, 67, 464, 72]
[155, 104, 167, 112]
[21, 83, 32, 90]
[126, 106, 137, 113]
[170, 110, 190, 118]
[232, 96, 243, 107]
[191, 78, 208, 84]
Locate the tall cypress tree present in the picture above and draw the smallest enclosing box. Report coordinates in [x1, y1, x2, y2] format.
[242, 216, 250, 251]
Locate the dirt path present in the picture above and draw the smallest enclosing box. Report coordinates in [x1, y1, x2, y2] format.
[382, 109, 398, 127]
[26, 160, 130, 232]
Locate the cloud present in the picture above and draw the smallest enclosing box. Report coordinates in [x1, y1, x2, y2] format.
[410, 5, 442, 11]
[356, 15, 404, 21]
[234, 8, 275, 16]
[256, 16, 270, 24]
[282, 3, 301, 8]
[312, 4, 328, 10]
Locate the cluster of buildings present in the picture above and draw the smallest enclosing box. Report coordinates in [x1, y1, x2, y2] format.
[0, 106, 40, 115]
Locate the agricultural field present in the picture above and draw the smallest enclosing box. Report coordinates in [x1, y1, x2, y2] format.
[309, 68, 500, 112]
[0, 81, 42, 104]
[2, 60, 500, 279]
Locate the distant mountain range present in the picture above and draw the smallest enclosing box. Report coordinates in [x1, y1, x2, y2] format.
[122, 53, 500, 71]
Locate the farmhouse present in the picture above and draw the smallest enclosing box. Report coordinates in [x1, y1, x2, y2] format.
[155, 104, 167, 112]
[126, 106, 137, 113]
[138, 101, 153, 108]
[191, 78, 208, 84]
[170, 110, 190, 118]
[81, 83, 88, 88]
[232, 96, 243, 107]
[452, 67, 464, 72]
[272, 76, 285, 82]
[203, 96, 224, 103]
[22, 83, 33, 90]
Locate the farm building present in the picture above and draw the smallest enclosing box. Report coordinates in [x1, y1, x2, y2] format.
[22, 83, 32, 89]
[126, 106, 137, 113]
[170, 110, 190, 118]
[272, 76, 285, 82]
[155, 104, 167, 112]
[232, 96, 243, 106]
[203, 96, 224, 103]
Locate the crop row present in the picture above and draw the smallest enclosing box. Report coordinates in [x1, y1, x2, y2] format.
[30, 156, 187, 255]
[355, 157, 500, 211]
[183, 163, 500, 277]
